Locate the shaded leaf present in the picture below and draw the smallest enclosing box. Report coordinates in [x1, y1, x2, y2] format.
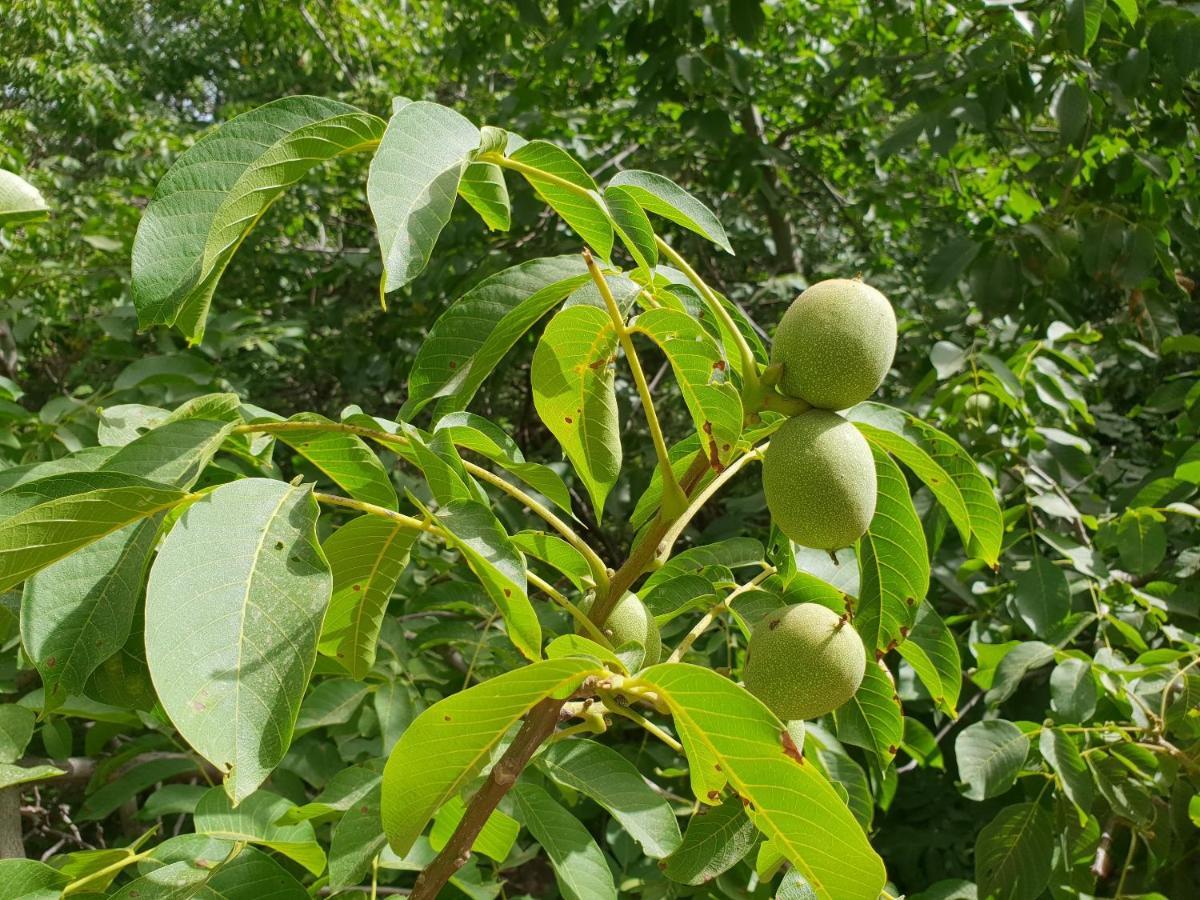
[955, 720, 1029, 800]
[834, 659, 903, 767]
[512, 781, 618, 900]
[145, 479, 331, 802]
[974, 802, 1053, 900]
[194, 787, 325, 875]
[662, 795, 755, 885]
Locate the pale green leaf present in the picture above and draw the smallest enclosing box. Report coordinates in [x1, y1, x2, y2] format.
[508, 140, 614, 259]
[318, 515, 416, 679]
[194, 787, 325, 875]
[0, 471, 187, 592]
[430, 794, 520, 862]
[632, 307, 742, 468]
[0, 762, 65, 789]
[0, 169, 50, 227]
[544, 634, 627, 671]
[604, 184, 658, 271]
[532, 304, 622, 518]
[145, 479, 332, 802]
[511, 781, 618, 900]
[0, 859, 69, 899]
[537, 738, 682, 858]
[434, 498, 540, 660]
[955, 720, 1029, 800]
[639, 663, 886, 900]
[849, 402, 1002, 565]
[273, 413, 397, 509]
[856, 446, 929, 653]
[512, 531, 592, 590]
[435, 412, 577, 517]
[974, 802, 1053, 900]
[897, 603, 961, 715]
[459, 161, 511, 231]
[1110, 0, 1138, 26]
[834, 659, 902, 767]
[607, 170, 731, 253]
[662, 795, 756, 885]
[402, 255, 591, 417]
[381, 658, 600, 855]
[22, 521, 158, 711]
[368, 101, 480, 291]
[132, 97, 383, 341]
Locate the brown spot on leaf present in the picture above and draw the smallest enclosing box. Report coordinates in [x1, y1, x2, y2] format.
[564, 416, 573, 425]
[353, 584, 362, 592]
[706, 790, 721, 802]
[713, 359, 726, 371]
[45, 657, 56, 668]
[781, 730, 804, 764]
[887, 745, 898, 755]
[448, 361, 457, 369]
[444, 715, 452, 722]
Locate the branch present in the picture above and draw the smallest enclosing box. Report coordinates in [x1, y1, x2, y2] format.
[411, 452, 712, 898]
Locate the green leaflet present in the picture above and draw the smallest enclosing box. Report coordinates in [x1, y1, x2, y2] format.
[193, 787, 326, 875]
[145, 478, 331, 802]
[607, 169, 732, 253]
[833, 659, 903, 768]
[23, 418, 232, 710]
[897, 602, 962, 715]
[132, 96, 384, 342]
[508, 140, 614, 259]
[318, 515, 417, 679]
[272, 413, 398, 509]
[848, 401, 1002, 565]
[0, 471, 187, 592]
[637, 663, 886, 900]
[368, 100, 480, 291]
[1012, 555, 1070, 633]
[631, 307, 742, 468]
[110, 846, 307, 900]
[459, 160, 511, 231]
[0, 168, 50, 227]
[402, 255, 592, 418]
[955, 719, 1029, 800]
[433, 498, 540, 660]
[380, 658, 601, 856]
[532, 304, 622, 519]
[604, 184, 658, 272]
[855, 445, 929, 653]
[537, 738, 682, 858]
[430, 795, 520, 862]
[0, 859, 69, 899]
[434, 412, 577, 517]
[974, 802, 1054, 900]
[662, 794, 756, 885]
[328, 783, 386, 889]
[511, 781, 618, 900]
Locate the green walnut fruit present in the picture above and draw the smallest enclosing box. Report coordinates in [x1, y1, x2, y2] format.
[582, 592, 661, 667]
[743, 603, 866, 721]
[762, 409, 877, 550]
[771, 278, 897, 410]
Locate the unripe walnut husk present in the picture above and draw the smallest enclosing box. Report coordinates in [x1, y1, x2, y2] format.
[770, 278, 897, 411]
[762, 409, 877, 550]
[581, 592, 661, 668]
[743, 603, 866, 721]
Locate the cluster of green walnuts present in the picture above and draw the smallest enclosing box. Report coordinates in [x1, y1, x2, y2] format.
[745, 279, 898, 721]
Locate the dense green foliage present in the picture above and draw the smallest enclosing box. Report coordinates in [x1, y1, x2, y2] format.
[1, 1, 1198, 898]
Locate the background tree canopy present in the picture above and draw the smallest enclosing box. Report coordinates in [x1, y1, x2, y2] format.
[1, 1, 1198, 897]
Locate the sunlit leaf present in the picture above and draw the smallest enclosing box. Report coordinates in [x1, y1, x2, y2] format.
[638, 663, 886, 900]
[0, 168, 50, 226]
[508, 140, 614, 259]
[608, 170, 731, 253]
[194, 787, 326, 875]
[532, 304, 622, 518]
[380, 658, 601, 856]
